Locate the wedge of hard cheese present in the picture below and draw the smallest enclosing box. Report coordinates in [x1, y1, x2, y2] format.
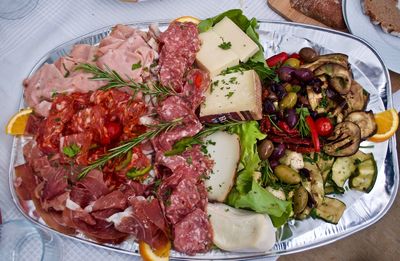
[213, 17, 259, 62]
[200, 70, 262, 123]
[204, 131, 240, 202]
[196, 30, 240, 77]
[207, 203, 276, 252]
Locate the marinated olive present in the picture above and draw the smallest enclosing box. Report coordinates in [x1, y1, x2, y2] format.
[299, 47, 318, 63]
[286, 108, 299, 129]
[283, 58, 301, 68]
[274, 164, 302, 184]
[279, 92, 298, 110]
[263, 99, 276, 114]
[277, 66, 295, 82]
[270, 143, 286, 160]
[293, 186, 308, 214]
[270, 159, 279, 169]
[258, 139, 274, 160]
[284, 83, 293, 92]
[267, 91, 278, 102]
[294, 68, 314, 82]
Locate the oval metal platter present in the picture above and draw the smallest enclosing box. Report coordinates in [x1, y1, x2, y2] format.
[8, 20, 399, 260]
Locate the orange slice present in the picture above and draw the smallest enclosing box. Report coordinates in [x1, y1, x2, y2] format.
[139, 240, 171, 261]
[5, 108, 33, 135]
[368, 109, 399, 142]
[174, 16, 200, 25]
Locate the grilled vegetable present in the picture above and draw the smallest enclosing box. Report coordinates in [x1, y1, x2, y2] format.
[293, 186, 309, 215]
[350, 156, 377, 193]
[311, 197, 346, 224]
[314, 64, 352, 95]
[302, 161, 324, 207]
[344, 80, 369, 115]
[344, 110, 377, 139]
[331, 156, 356, 187]
[300, 53, 349, 72]
[323, 121, 361, 157]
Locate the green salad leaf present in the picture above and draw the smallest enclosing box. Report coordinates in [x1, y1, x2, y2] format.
[197, 9, 274, 80]
[226, 121, 292, 227]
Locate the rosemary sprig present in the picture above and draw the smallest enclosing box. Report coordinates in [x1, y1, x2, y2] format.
[77, 118, 183, 180]
[164, 120, 245, 156]
[75, 63, 176, 97]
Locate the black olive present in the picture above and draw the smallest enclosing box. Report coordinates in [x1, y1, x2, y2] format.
[299, 168, 311, 180]
[299, 47, 318, 63]
[263, 100, 276, 114]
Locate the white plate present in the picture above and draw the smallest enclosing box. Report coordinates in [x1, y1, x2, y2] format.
[343, 0, 400, 73]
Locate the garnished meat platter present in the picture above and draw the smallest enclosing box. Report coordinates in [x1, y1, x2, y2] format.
[8, 19, 398, 260]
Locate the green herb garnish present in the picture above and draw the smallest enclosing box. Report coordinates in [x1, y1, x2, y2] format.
[131, 61, 142, 70]
[296, 107, 311, 137]
[126, 165, 152, 179]
[218, 41, 232, 50]
[63, 144, 80, 158]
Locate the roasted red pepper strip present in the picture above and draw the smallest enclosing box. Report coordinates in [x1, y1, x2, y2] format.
[305, 116, 320, 152]
[289, 53, 301, 60]
[266, 52, 289, 67]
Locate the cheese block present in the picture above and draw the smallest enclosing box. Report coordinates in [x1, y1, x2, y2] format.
[207, 203, 276, 252]
[204, 131, 240, 202]
[199, 70, 262, 123]
[212, 17, 259, 63]
[196, 30, 240, 77]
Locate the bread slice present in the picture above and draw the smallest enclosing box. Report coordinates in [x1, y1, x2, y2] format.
[363, 0, 400, 37]
[290, 0, 346, 30]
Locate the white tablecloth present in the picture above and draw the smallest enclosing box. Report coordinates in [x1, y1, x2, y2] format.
[0, 0, 282, 260]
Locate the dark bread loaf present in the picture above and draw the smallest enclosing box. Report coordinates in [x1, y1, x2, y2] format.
[290, 0, 346, 30]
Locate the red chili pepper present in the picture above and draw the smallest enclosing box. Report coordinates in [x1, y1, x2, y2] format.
[194, 73, 202, 89]
[266, 52, 289, 67]
[305, 116, 320, 152]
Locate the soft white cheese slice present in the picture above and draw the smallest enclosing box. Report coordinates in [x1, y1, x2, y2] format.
[212, 17, 259, 63]
[207, 203, 276, 252]
[199, 70, 262, 123]
[196, 30, 240, 77]
[204, 131, 240, 202]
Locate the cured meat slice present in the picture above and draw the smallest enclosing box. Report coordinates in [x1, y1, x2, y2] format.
[159, 22, 201, 92]
[165, 178, 201, 224]
[182, 69, 210, 109]
[173, 208, 213, 255]
[113, 197, 169, 250]
[14, 163, 37, 200]
[91, 190, 127, 212]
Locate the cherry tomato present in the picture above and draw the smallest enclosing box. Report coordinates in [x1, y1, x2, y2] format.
[105, 121, 122, 141]
[315, 117, 333, 137]
[289, 53, 301, 60]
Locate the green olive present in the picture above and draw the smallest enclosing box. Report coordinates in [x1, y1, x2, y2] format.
[293, 186, 309, 214]
[284, 84, 302, 93]
[274, 164, 301, 184]
[283, 58, 301, 68]
[279, 92, 298, 110]
[299, 47, 318, 63]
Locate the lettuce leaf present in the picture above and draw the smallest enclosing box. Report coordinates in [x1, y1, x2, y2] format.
[227, 121, 292, 227]
[197, 9, 274, 80]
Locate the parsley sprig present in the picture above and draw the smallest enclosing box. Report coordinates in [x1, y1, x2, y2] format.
[296, 107, 311, 138]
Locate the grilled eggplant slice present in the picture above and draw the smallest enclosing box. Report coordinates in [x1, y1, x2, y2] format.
[314, 64, 352, 95]
[344, 110, 377, 139]
[301, 53, 349, 71]
[323, 121, 361, 157]
[344, 80, 369, 114]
